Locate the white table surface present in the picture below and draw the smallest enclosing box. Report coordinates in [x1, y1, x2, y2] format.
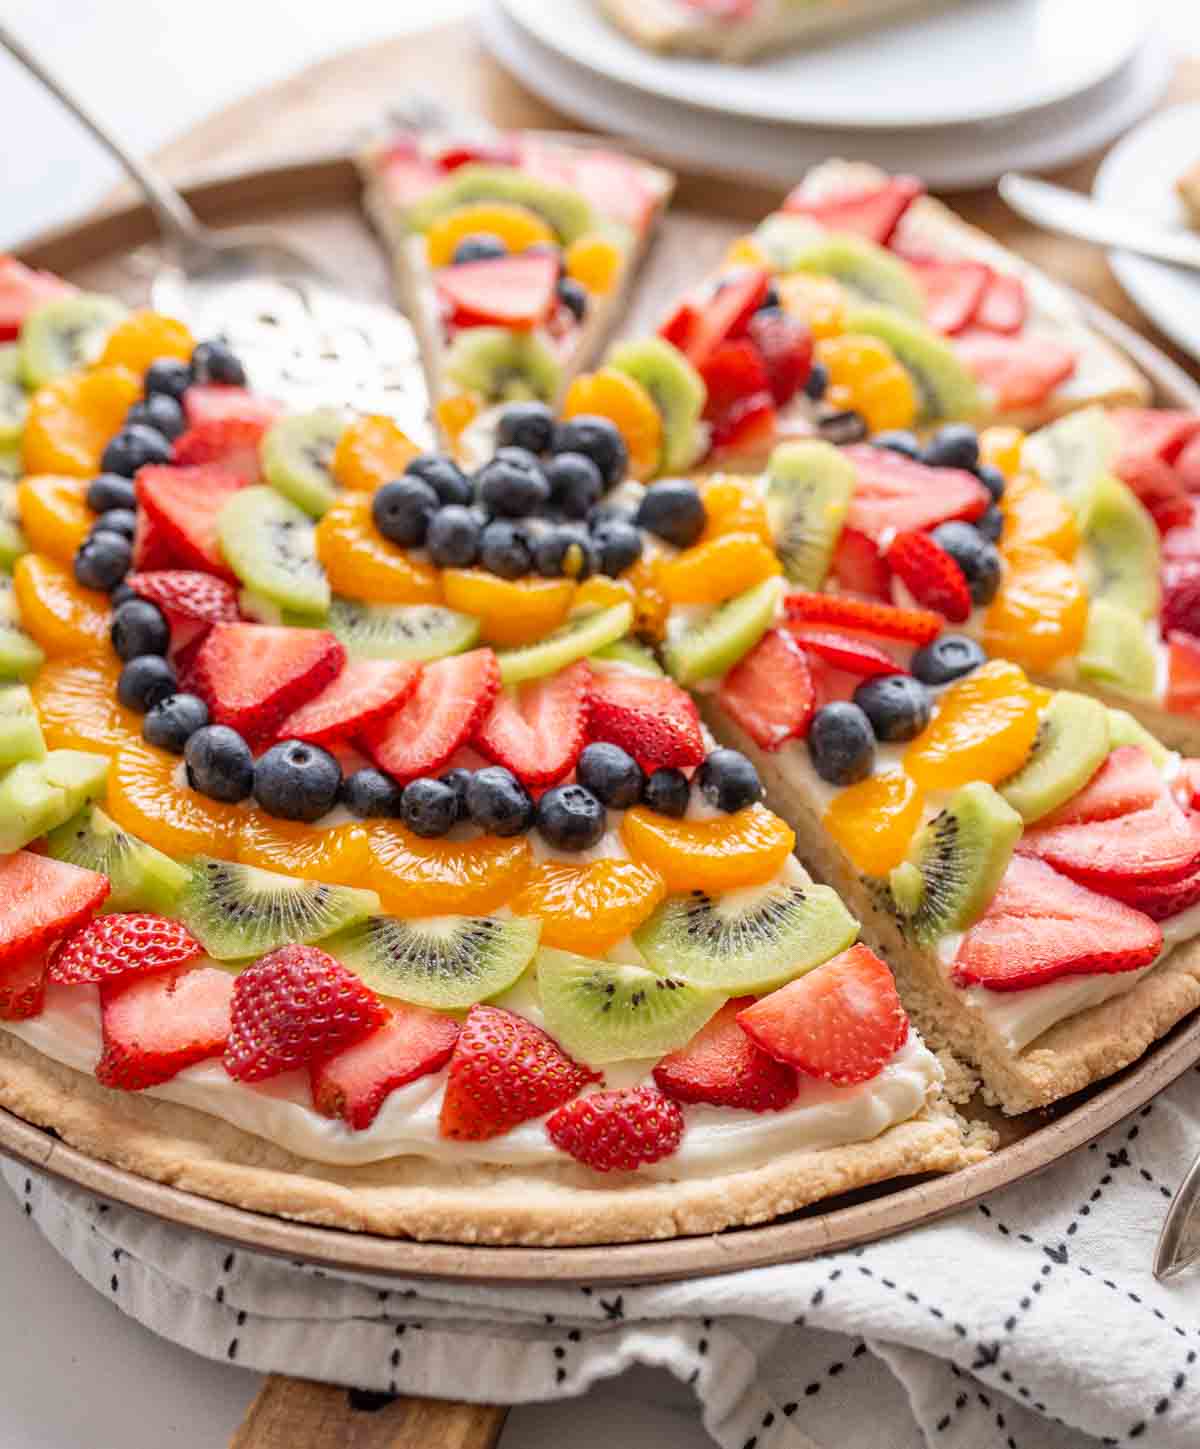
[1, 2, 1199, 1446]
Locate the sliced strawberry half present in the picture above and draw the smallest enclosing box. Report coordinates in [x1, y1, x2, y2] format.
[546, 1085, 684, 1172]
[832, 526, 891, 600]
[1162, 501, 1200, 562]
[737, 944, 908, 1087]
[950, 855, 1162, 991]
[709, 390, 777, 457]
[974, 271, 1027, 334]
[378, 146, 444, 207]
[1162, 561, 1200, 639]
[0, 951, 50, 1021]
[182, 384, 281, 430]
[781, 175, 923, 246]
[473, 659, 591, 788]
[276, 658, 423, 747]
[1167, 631, 1200, 715]
[361, 648, 501, 785]
[683, 268, 771, 367]
[1033, 745, 1162, 829]
[435, 138, 520, 172]
[0, 852, 109, 970]
[788, 626, 907, 677]
[1102, 863, 1200, 922]
[718, 626, 816, 750]
[746, 308, 813, 407]
[587, 670, 706, 771]
[660, 298, 701, 354]
[1020, 791, 1200, 891]
[0, 256, 75, 340]
[311, 1004, 460, 1131]
[135, 464, 249, 580]
[96, 964, 235, 1090]
[131, 509, 180, 572]
[570, 149, 659, 235]
[954, 330, 1077, 410]
[436, 253, 559, 331]
[904, 254, 991, 335]
[48, 913, 203, 986]
[700, 339, 770, 419]
[1174, 760, 1200, 812]
[192, 622, 347, 748]
[654, 998, 799, 1111]
[127, 569, 241, 655]
[1177, 433, 1200, 494]
[1111, 408, 1200, 530]
[785, 590, 943, 645]
[173, 419, 265, 484]
[842, 444, 990, 539]
[886, 529, 972, 624]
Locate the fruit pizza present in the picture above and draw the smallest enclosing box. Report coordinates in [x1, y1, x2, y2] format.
[0, 267, 984, 1246]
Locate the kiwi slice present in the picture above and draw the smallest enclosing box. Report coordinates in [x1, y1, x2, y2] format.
[324, 913, 540, 1010]
[765, 440, 854, 587]
[663, 575, 783, 687]
[998, 691, 1110, 824]
[537, 947, 723, 1064]
[590, 637, 664, 676]
[894, 781, 1022, 945]
[1077, 474, 1160, 620]
[0, 345, 28, 446]
[1106, 706, 1174, 770]
[784, 234, 925, 317]
[179, 857, 379, 961]
[607, 337, 706, 475]
[444, 327, 564, 405]
[844, 305, 982, 424]
[327, 596, 481, 662]
[261, 408, 349, 519]
[752, 212, 826, 269]
[497, 601, 632, 686]
[406, 168, 597, 245]
[0, 442, 18, 482]
[1021, 406, 1116, 506]
[0, 683, 45, 769]
[1077, 599, 1157, 702]
[0, 623, 41, 682]
[634, 876, 858, 993]
[0, 478, 28, 571]
[19, 293, 127, 388]
[217, 485, 331, 618]
[0, 748, 109, 855]
[47, 804, 189, 915]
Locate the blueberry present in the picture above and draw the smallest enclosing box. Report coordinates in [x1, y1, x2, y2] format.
[554, 415, 627, 488]
[117, 654, 177, 713]
[372, 476, 439, 547]
[697, 748, 763, 813]
[86, 473, 137, 514]
[109, 582, 137, 609]
[74, 532, 132, 592]
[451, 233, 507, 265]
[932, 521, 1001, 606]
[110, 599, 169, 661]
[591, 518, 643, 577]
[185, 724, 254, 803]
[817, 410, 868, 446]
[143, 357, 192, 402]
[439, 767, 473, 822]
[910, 632, 986, 686]
[253, 739, 342, 822]
[872, 429, 921, 460]
[804, 361, 829, 401]
[923, 423, 979, 471]
[341, 767, 403, 818]
[496, 402, 556, 455]
[577, 742, 644, 810]
[91, 508, 137, 541]
[536, 782, 606, 852]
[465, 766, 534, 836]
[142, 692, 209, 754]
[807, 702, 876, 786]
[642, 766, 690, 818]
[405, 453, 473, 507]
[635, 479, 706, 549]
[399, 777, 461, 838]
[976, 503, 1003, 543]
[974, 462, 1006, 503]
[758, 284, 781, 311]
[545, 451, 604, 519]
[852, 674, 931, 743]
[426, 505, 481, 568]
[556, 277, 588, 322]
[476, 448, 550, 518]
[191, 340, 246, 387]
[533, 525, 596, 580]
[478, 519, 532, 579]
[101, 424, 172, 478]
[127, 392, 185, 442]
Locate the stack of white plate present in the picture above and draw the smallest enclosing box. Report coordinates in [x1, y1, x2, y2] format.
[481, 0, 1171, 191]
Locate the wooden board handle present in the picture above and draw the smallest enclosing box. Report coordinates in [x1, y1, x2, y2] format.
[230, 1376, 510, 1449]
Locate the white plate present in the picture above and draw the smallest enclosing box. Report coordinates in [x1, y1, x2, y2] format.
[1094, 102, 1200, 367]
[498, 0, 1150, 130]
[481, 3, 1172, 193]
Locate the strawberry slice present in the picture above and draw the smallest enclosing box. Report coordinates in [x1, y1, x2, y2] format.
[435, 138, 520, 172]
[1110, 409, 1200, 531]
[378, 146, 444, 207]
[48, 913, 203, 986]
[737, 944, 908, 1087]
[361, 648, 501, 785]
[436, 253, 559, 331]
[954, 330, 1077, 410]
[474, 659, 591, 788]
[788, 626, 906, 678]
[1168, 631, 1200, 714]
[96, 964, 235, 1090]
[659, 299, 701, 354]
[0, 256, 75, 341]
[570, 149, 659, 235]
[1174, 760, 1200, 812]
[1162, 500, 1200, 562]
[587, 670, 706, 770]
[718, 626, 816, 750]
[1178, 433, 1200, 494]
[974, 271, 1027, 334]
[950, 855, 1162, 991]
[0, 852, 109, 970]
[905, 255, 991, 335]
[746, 308, 813, 406]
[886, 529, 971, 624]
[832, 526, 891, 600]
[311, 1004, 461, 1131]
[182, 385, 281, 430]
[131, 509, 180, 572]
[781, 175, 923, 246]
[127, 569, 241, 655]
[700, 339, 770, 419]
[842, 444, 989, 539]
[135, 464, 248, 580]
[679, 0, 757, 17]
[1036, 745, 1163, 828]
[654, 998, 799, 1111]
[684, 268, 771, 367]
[1020, 790, 1200, 890]
[192, 622, 346, 748]
[173, 420, 265, 484]
[1163, 562, 1200, 639]
[440, 1004, 599, 1141]
[276, 658, 423, 747]
[1102, 863, 1200, 922]
[546, 1085, 684, 1171]
[709, 390, 777, 457]
[0, 951, 50, 1021]
[785, 590, 943, 645]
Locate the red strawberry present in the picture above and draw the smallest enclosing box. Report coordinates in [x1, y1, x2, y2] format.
[437, 253, 558, 330]
[1167, 631, 1200, 714]
[96, 964, 235, 1090]
[0, 256, 75, 340]
[435, 138, 520, 171]
[569, 149, 659, 234]
[1036, 746, 1163, 828]
[709, 390, 777, 457]
[781, 175, 923, 246]
[746, 308, 813, 406]
[886, 529, 971, 623]
[48, 913, 203, 986]
[737, 944, 908, 1087]
[182, 385, 280, 430]
[654, 998, 799, 1111]
[1162, 561, 1200, 638]
[700, 339, 770, 419]
[1102, 864, 1200, 922]
[135, 464, 248, 580]
[131, 509, 180, 572]
[832, 525, 891, 600]
[224, 944, 387, 1083]
[975, 271, 1027, 334]
[1020, 790, 1200, 891]
[904, 255, 991, 334]
[1178, 433, 1200, 494]
[842, 444, 989, 539]
[0, 952, 50, 1021]
[474, 659, 590, 788]
[546, 1085, 684, 1171]
[718, 626, 816, 750]
[660, 298, 701, 353]
[361, 648, 501, 786]
[127, 569, 241, 655]
[276, 658, 423, 747]
[173, 420, 265, 484]
[684, 268, 771, 366]
[0, 852, 109, 970]
[1162, 500, 1200, 562]
[311, 1004, 461, 1130]
[788, 627, 906, 677]
[378, 145, 444, 206]
[950, 855, 1162, 991]
[192, 622, 346, 748]
[784, 589, 943, 645]
[1111, 409, 1200, 532]
[1174, 760, 1200, 812]
[587, 670, 706, 770]
[954, 330, 1077, 410]
[439, 1004, 599, 1141]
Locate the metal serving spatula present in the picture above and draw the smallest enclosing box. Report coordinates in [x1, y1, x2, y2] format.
[1155, 1152, 1200, 1280]
[0, 21, 432, 440]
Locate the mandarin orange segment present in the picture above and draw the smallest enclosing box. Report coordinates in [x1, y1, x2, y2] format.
[624, 550, 670, 641]
[903, 659, 1042, 790]
[424, 203, 555, 268]
[16, 475, 93, 564]
[777, 273, 847, 340]
[97, 310, 193, 373]
[564, 236, 622, 295]
[435, 393, 480, 452]
[621, 803, 794, 894]
[237, 811, 370, 887]
[725, 236, 771, 269]
[13, 553, 112, 657]
[315, 494, 442, 605]
[441, 568, 574, 647]
[815, 334, 917, 433]
[999, 472, 1079, 560]
[365, 822, 533, 917]
[22, 366, 141, 476]
[573, 575, 635, 612]
[979, 425, 1026, 481]
[982, 547, 1088, 673]
[510, 859, 666, 954]
[823, 770, 923, 877]
[699, 475, 771, 543]
[657, 531, 780, 606]
[331, 414, 420, 493]
[30, 656, 141, 756]
[562, 368, 663, 482]
[108, 742, 243, 860]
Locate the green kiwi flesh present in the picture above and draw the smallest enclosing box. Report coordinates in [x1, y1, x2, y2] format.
[326, 597, 481, 661]
[1021, 407, 1117, 507]
[783, 234, 926, 317]
[217, 485, 331, 618]
[1077, 474, 1160, 620]
[497, 601, 632, 685]
[406, 167, 597, 246]
[443, 328, 564, 405]
[606, 337, 706, 475]
[843, 305, 982, 424]
[764, 439, 854, 587]
[261, 408, 349, 518]
[0, 683, 45, 769]
[1105, 707, 1174, 770]
[998, 691, 1110, 824]
[663, 576, 783, 686]
[19, 294, 127, 388]
[1078, 599, 1157, 702]
[0, 623, 43, 682]
[47, 804, 189, 915]
[0, 749, 109, 855]
[0, 344, 28, 445]
[590, 637, 664, 676]
[0, 478, 29, 571]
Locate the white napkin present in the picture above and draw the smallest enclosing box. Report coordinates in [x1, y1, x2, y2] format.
[6, 1067, 1200, 1449]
